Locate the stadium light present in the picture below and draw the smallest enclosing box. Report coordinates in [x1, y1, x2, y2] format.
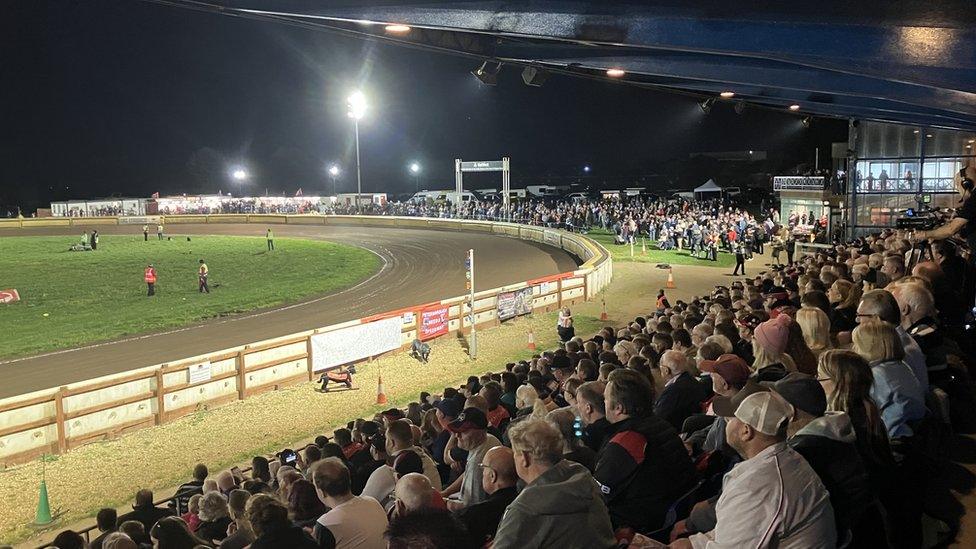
[409, 162, 421, 192]
[328, 164, 340, 195]
[410, 162, 420, 174]
[720, 91, 735, 98]
[385, 24, 411, 33]
[232, 169, 248, 181]
[347, 91, 366, 210]
[606, 68, 626, 78]
[583, 165, 591, 173]
[789, 104, 801, 111]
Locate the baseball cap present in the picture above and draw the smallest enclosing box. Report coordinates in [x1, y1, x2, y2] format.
[446, 407, 488, 433]
[769, 373, 827, 417]
[712, 380, 768, 417]
[736, 312, 765, 331]
[703, 354, 751, 388]
[734, 391, 795, 436]
[434, 398, 463, 419]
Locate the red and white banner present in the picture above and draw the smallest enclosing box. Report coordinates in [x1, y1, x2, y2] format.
[0, 289, 20, 304]
[420, 305, 450, 340]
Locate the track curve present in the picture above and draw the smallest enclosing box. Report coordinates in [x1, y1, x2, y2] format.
[0, 222, 580, 398]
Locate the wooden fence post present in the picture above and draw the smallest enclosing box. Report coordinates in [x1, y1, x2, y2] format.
[154, 369, 166, 425]
[306, 335, 315, 382]
[54, 387, 67, 454]
[237, 350, 247, 400]
[556, 277, 563, 309]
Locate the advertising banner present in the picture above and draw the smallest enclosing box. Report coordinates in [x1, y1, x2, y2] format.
[310, 316, 403, 372]
[420, 305, 450, 340]
[497, 287, 533, 321]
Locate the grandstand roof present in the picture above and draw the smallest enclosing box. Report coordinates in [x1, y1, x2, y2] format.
[152, 1, 976, 132]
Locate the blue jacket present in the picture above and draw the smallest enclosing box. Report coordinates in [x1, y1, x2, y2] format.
[869, 359, 926, 439]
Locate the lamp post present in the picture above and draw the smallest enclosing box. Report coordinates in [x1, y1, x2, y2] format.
[409, 162, 421, 193]
[328, 164, 340, 196]
[347, 91, 366, 212]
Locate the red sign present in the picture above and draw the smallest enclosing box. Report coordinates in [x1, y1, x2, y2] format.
[0, 289, 20, 304]
[420, 305, 450, 340]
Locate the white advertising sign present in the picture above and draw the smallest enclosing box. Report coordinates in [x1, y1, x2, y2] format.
[187, 361, 212, 384]
[539, 281, 556, 295]
[310, 316, 403, 372]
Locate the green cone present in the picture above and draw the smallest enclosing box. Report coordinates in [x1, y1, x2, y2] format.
[34, 480, 52, 525]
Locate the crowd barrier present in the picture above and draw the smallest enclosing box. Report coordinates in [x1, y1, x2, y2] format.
[0, 215, 612, 466]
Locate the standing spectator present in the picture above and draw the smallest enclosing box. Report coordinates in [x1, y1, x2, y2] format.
[198, 259, 210, 293]
[441, 408, 502, 510]
[91, 229, 99, 251]
[731, 241, 746, 276]
[144, 263, 157, 297]
[557, 308, 575, 342]
[195, 492, 232, 543]
[246, 494, 318, 549]
[266, 228, 275, 251]
[90, 508, 118, 549]
[678, 392, 836, 548]
[654, 350, 712, 431]
[455, 446, 518, 546]
[117, 489, 174, 534]
[143, 224, 149, 241]
[157, 222, 164, 240]
[493, 419, 616, 549]
[595, 369, 697, 533]
[311, 457, 388, 549]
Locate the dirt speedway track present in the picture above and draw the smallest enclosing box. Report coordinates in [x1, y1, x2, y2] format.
[0, 222, 580, 399]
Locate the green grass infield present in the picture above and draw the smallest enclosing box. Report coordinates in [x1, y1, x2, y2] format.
[586, 229, 737, 268]
[0, 234, 380, 360]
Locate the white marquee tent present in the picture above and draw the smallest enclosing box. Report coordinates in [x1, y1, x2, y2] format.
[693, 179, 723, 199]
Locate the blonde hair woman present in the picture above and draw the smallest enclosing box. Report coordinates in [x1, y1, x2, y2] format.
[515, 384, 549, 419]
[851, 321, 926, 439]
[796, 307, 832, 359]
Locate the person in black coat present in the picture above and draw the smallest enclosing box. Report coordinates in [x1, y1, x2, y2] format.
[654, 351, 712, 431]
[246, 494, 321, 549]
[117, 489, 174, 534]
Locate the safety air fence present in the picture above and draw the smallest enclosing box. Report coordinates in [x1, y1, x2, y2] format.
[0, 215, 612, 466]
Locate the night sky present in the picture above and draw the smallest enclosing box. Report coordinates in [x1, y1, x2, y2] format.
[2, 1, 846, 210]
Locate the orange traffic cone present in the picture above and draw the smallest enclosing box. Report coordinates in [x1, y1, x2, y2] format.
[666, 269, 676, 289]
[527, 330, 537, 351]
[375, 374, 388, 405]
[600, 298, 609, 321]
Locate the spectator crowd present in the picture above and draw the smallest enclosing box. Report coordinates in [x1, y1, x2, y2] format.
[43, 219, 975, 548]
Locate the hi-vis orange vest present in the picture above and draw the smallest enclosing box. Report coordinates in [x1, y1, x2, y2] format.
[144, 267, 157, 283]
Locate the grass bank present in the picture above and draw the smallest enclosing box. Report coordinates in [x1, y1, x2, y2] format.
[0, 235, 379, 360]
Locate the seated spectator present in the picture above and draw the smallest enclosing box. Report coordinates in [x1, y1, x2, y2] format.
[386, 419, 442, 490]
[751, 315, 795, 381]
[214, 471, 237, 496]
[455, 446, 518, 546]
[286, 479, 325, 530]
[250, 456, 271, 483]
[90, 507, 118, 549]
[889, 281, 951, 378]
[828, 279, 860, 333]
[678, 392, 836, 548]
[101, 532, 137, 549]
[856, 289, 928, 392]
[333, 428, 363, 460]
[655, 350, 712, 430]
[245, 494, 318, 549]
[481, 381, 512, 429]
[547, 407, 597, 472]
[685, 354, 752, 455]
[596, 369, 697, 533]
[117, 489, 174, 534]
[149, 517, 210, 548]
[180, 494, 202, 532]
[796, 307, 832, 360]
[311, 457, 388, 548]
[361, 435, 396, 508]
[392, 473, 445, 518]
[441, 408, 502, 509]
[772, 373, 876, 541]
[170, 463, 208, 516]
[49, 530, 85, 549]
[493, 419, 616, 549]
[385, 509, 475, 549]
[851, 321, 926, 439]
[219, 489, 254, 549]
[117, 521, 150, 547]
[576, 381, 611, 451]
[195, 491, 232, 543]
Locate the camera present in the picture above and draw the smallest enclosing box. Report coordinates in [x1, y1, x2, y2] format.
[895, 194, 943, 230]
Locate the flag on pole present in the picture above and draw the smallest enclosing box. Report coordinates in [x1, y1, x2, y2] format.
[151, 192, 159, 199]
[295, 188, 303, 197]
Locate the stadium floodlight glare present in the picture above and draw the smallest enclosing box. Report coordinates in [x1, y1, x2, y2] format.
[606, 68, 626, 78]
[347, 91, 367, 120]
[720, 91, 735, 98]
[385, 24, 411, 33]
[329, 165, 340, 177]
[583, 165, 591, 173]
[788, 104, 801, 111]
[410, 162, 420, 174]
[232, 169, 248, 181]
[698, 99, 714, 114]
[471, 61, 502, 85]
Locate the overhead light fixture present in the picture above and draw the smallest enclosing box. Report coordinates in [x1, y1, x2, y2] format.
[967, 145, 973, 149]
[606, 68, 626, 78]
[471, 60, 502, 86]
[802, 117, 812, 128]
[698, 98, 714, 114]
[789, 104, 801, 111]
[384, 24, 411, 33]
[926, 133, 934, 138]
[913, 129, 920, 134]
[521, 66, 549, 87]
[734, 101, 746, 115]
[720, 91, 735, 98]
[969, 139, 975, 143]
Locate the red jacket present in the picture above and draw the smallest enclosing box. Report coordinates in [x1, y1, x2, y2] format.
[144, 267, 157, 283]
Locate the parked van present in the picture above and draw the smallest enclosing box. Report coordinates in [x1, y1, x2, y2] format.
[526, 185, 568, 198]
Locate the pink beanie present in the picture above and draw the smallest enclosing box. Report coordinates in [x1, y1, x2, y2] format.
[754, 315, 791, 355]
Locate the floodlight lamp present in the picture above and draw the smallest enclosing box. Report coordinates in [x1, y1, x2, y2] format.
[347, 91, 367, 120]
[698, 99, 714, 114]
[789, 104, 801, 111]
[583, 165, 591, 173]
[471, 61, 501, 85]
[232, 169, 248, 181]
[385, 24, 411, 33]
[410, 163, 420, 173]
[329, 165, 340, 176]
[606, 68, 626, 78]
[720, 91, 735, 98]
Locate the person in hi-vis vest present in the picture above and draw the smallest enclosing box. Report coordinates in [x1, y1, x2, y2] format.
[198, 259, 210, 293]
[144, 264, 157, 296]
